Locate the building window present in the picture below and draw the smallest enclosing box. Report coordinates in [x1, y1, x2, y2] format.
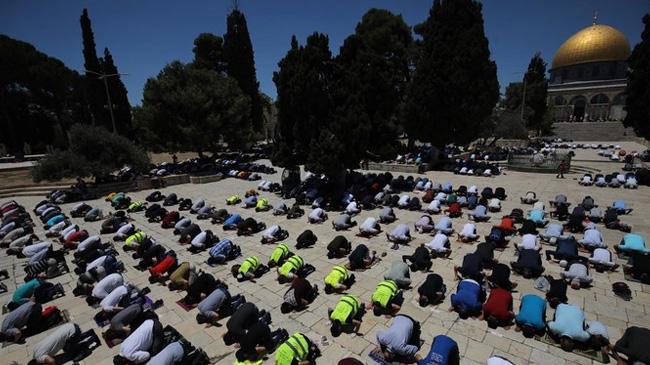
[554, 96, 566, 106]
[590, 94, 609, 104]
[592, 65, 599, 77]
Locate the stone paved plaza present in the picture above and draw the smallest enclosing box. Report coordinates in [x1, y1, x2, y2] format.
[2, 142, 650, 365]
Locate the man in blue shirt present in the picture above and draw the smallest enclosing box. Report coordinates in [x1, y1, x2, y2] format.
[515, 294, 546, 338]
[222, 214, 242, 230]
[417, 335, 459, 365]
[528, 209, 548, 227]
[206, 239, 241, 266]
[547, 304, 591, 351]
[450, 279, 484, 319]
[545, 236, 583, 262]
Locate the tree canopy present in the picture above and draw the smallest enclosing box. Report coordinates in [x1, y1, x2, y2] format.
[523, 52, 548, 134]
[403, 0, 499, 148]
[336, 8, 413, 158]
[134, 61, 252, 154]
[224, 9, 263, 132]
[192, 33, 227, 73]
[624, 14, 650, 140]
[31, 124, 150, 182]
[0, 35, 89, 154]
[80, 8, 131, 135]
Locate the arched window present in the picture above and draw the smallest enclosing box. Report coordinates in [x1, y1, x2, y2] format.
[570, 95, 587, 106]
[554, 96, 566, 106]
[590, 94, 609, 104]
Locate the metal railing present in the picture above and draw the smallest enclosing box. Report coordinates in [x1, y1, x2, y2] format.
[508, 152, 572, 172]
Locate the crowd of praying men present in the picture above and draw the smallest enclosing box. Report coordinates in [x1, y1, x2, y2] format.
[1, 168, 649, 365]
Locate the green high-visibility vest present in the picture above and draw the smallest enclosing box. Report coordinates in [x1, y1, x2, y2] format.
[270, 243, 289, 264]
[371, 280, 398, 308]
[239, 256, 260, 274]
[324, 265, 348, 287]
[279, 255, 303, 276]
[275, 333, 308, 365]
[330, 294, 359, 324]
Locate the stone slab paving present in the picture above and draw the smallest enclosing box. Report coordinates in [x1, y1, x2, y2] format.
[1, 155, 649, 365]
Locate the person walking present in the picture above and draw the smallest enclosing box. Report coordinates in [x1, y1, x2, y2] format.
[556, 160, 567, 179]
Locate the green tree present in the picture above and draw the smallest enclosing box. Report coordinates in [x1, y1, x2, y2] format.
[624, 14, 650, 139]
[0, 35, 88, 154]
[403, 0, 499, 148]
[101, 48, 132, 135]
[504, 82, 523, 111]
[337, 8, 413, 159]
[273, 33, 368, 190]
[523, 52, 548, 135]
[192, 33, 227, 73]
[224, 9, 263, 132]
[134, 61, 251, 154]
[80, 8, 109, 130]
[31, 124, 150, 182]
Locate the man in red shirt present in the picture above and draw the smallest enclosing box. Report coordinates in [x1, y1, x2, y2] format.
[445, 202, 462, 218]
[494, 216, 517, 235]
[480, 287, 514, 329]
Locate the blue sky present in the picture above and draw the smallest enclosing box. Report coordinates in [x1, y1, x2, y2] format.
[2, 0, 648, 105]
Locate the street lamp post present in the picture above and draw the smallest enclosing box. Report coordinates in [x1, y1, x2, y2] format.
[84, 69, 128, 134]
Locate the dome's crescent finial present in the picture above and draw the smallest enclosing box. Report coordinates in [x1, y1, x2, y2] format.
[593, 10, 598, 25]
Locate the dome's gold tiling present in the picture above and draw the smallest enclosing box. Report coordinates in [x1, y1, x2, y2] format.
[552, 24, 631, 69]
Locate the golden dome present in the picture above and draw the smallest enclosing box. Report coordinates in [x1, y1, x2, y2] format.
[552, 24, 631, 69]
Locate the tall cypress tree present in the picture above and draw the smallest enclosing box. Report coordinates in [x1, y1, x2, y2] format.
[523, 52, 548, 135]
[337, 9, 413, 159]
[403, 0, 499, 148]
[80, 8, 109, 129]
[224, 9, 263, 132]
[101, 48, 132, 135]
[624, 14, 650, 140]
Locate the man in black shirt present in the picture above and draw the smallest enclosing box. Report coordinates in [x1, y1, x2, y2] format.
[488, 263, 517, 291]
[417, 274, 446, 307]
[402, 244, 432, 272]
[545, 236, 586, 263]
[347, 244, 376, 270]
[296, 230, 318, 249]
[613, 326, 650, 364]
[511, 250, 545, 278]
[327, 236, 352, 259]
[222, 303, 270, 346]
[545, 277, 568, 308]
[280, 277, 318, 313]
[475, 241, 497, 269]
[454, 253, 484, 282]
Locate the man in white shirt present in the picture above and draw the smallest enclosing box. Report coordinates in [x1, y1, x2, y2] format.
[516, 234, 541, 252]
[345, 201, 361, 215]
[579, 228, 605, 250]
[397, 195, 410, 208]
[100, 284, 129, 312]
[458, 223, 478, 243]
[589, 248, 618, 272]
[426, 233, 451, 257]
[426, 200, 441, 214]
[488, 198, 501, 212]
[467, 185, 478, 195]
[118, 319, 163, 364]
[359, 217, 381, 236]
[387, 224, 411, 249]
[580, 175, 593, 186]
[76, 235, 101, 253]
[308, 208, 327, 224]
